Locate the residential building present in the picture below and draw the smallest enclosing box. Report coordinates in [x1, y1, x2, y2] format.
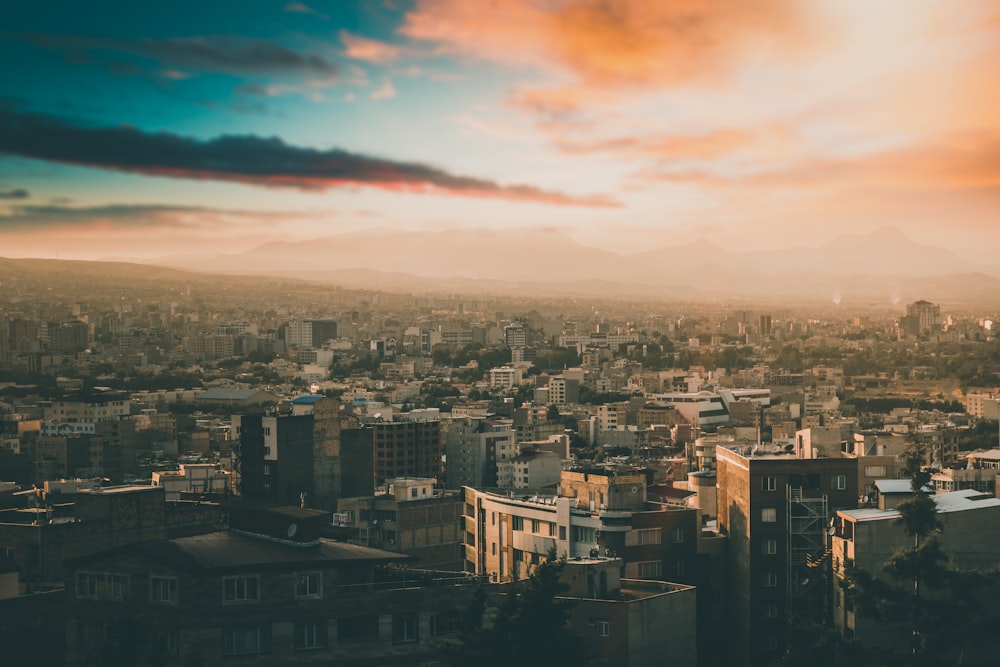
[369, 413, 442, 486]
[337, 477, 464, 571]
[830, 489, 1000, 659]
[444, 416, 514, 490]
[62, 505, 481, 666]
[560, 557, 697, 667]
[233, 398, 371, 510]
[716, 446, 859, 667]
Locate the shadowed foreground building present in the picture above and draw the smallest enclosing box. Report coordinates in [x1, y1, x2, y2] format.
[63, 505, 482, 666]
[716, 446, 858, 667]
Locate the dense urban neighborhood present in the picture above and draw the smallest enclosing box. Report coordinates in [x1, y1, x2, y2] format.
[2, 259, 1000, 666]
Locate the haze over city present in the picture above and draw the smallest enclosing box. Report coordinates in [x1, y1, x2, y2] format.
[2, 0, 1000, 270]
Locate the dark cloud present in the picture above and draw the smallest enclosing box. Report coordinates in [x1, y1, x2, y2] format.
[0, 188, 29, 199]
[0, 203, 301, 232]
[0, 107, 618, 207]
[23, 34, 339, 80]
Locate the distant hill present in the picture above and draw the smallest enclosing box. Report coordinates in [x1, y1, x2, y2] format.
[147, 226, 999, 305]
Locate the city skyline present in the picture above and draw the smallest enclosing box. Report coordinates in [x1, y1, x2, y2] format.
[2, 1, 1000, 263]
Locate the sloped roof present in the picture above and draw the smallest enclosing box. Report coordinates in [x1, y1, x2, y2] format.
[137, 531, 409, 570]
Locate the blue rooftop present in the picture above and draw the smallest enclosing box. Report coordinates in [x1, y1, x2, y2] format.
[291, 395, 326, 404]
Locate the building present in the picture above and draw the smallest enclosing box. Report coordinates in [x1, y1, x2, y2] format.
[151, 464, 231, 501]
[337, 477, 464, 571]
[559, 557, 697, 667]
[496, 448, 561, 490]
[898, 299, 941, 337]
[715, 446, 859, 667]
[464, 468, 700, 586]
[830, 489, 1000, 656]
[369, 414, 442, 486]
[233, 398, 371, 510]
[45, 392, 129, 423]
[444, 416, 515, 490]
[62, 505, 482, 666]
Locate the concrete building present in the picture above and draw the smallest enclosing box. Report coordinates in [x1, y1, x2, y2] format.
[716, 446, 859, 667]
[496, 448, 561, 490]
[233, 398, 371, 510]
[369, 414, 442, 486]
[444, 416, 515, 490]
[61, 505, 482, 667]
[559, 557, 698, 667]
[151, 463, 231, 501]
[830, 489, 1000, 657]
[337, 477, 464, 571]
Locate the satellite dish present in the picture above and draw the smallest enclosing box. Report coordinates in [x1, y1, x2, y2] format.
[828, 526, 837, 536]
[287, 523, 298, 538]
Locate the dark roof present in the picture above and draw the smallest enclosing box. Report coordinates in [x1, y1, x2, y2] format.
[137, 531, 409, 570]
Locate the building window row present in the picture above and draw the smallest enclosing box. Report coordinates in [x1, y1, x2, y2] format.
[76, 572, 129, 600]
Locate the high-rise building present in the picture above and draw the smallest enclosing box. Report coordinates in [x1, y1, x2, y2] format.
[369, 413, 442, 486]
[898, 299, 941, 337]
[444, 416, 514, 489]
[716, 446, 858, 667]
[232, 398, 370, 509]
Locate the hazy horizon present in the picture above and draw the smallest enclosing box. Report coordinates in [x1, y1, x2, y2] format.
[2, 1, 1000, 264]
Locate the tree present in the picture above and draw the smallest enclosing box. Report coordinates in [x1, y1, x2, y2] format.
[439, 553, 585, 667]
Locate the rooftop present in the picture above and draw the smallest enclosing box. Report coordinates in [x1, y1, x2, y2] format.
[132, 531, 410, 570]
[841, 489, 1000, 523]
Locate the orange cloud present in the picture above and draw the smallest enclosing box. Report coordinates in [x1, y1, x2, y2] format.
[402, 0, 814, 90]
[639, 131, 1000, 193]
[340, 30, 403, 63]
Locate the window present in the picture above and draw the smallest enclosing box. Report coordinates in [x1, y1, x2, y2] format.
[762, 539, 777, 555]
[761, 508, 777, 523]
[596, 620, 610, 637]
[393, 614, 418, 644]
[671, 527, 685, 543]
[635, 528, 662, 545]
[512, 516, 524, 531]
[76, 572, 129, 600]
[224, 626, 270, 655]
[150, 576, 177, 604]
[833, 474, 847, 490]
[295, 621, 327, 650]
[223, 576, 259, 603]
[465, 503, 475, 517]
[295, 572, 321, 598]
[163, 631, 180, 657]
[637, 561, 662, 579]
[492, 542, 497, 556]
[531, 519, 541, 533]
[79, 623, 106, 650]
[573, 526, 596, 543]
[765, 604, 779, 619]
[263, 463, 271, 475]
[865, 465, 887, 477]
[675, 561, 685, 576]
[762, 475, 776, 491]
[763, 572, 778, 587]
[559, 526, 567, 540]
[431, 611, 460, 637]
[547, 522, 556, 537]
[491, 512, 496, 526]
[339, 616, 379, 643]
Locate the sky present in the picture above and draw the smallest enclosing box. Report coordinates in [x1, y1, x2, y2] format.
[2, 0, 999, 262]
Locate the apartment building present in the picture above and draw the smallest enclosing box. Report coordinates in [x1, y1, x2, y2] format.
[337, 477, 464, 571]
[716, 446, 858, 667]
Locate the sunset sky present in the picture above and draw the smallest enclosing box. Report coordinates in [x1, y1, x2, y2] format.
[2, 0, 999, 262]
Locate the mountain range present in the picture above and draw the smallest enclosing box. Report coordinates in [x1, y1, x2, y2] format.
[145, 226, 998, 305]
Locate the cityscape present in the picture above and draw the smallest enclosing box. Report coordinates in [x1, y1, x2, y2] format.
[3, 2, 1000, 667]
